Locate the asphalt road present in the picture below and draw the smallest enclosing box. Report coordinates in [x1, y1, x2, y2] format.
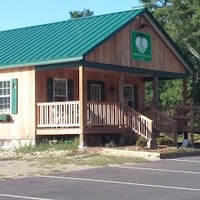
[1, 156, 200, 200]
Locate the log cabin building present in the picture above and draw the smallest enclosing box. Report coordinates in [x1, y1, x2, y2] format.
[0, 7, 196, 148]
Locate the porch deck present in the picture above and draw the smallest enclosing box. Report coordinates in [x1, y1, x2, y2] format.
[36, 101, 152, 139]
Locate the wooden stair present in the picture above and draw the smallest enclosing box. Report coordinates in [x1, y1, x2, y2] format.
[145, 106, 178, 145]
[125, 105, 153, 140]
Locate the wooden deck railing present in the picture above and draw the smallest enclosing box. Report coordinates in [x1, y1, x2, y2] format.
[146, 107, 177, 144]
[36, 101, 153, 140]
[37, 101, 80, 128]
[86, 102, 123, 126]
[125, 106, 153, 139]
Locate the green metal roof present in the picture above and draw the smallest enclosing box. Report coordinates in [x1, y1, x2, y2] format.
[0, 7, 145, 69]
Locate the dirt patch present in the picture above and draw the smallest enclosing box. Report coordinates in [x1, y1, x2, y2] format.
[0, 159, 93, 180]
[0, 149, 97, 180]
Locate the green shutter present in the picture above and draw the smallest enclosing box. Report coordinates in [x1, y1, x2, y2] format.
[134, 85, 139, 111]
[47, 77, 53, 102]
[68, 79, 74, 100]
[11, 78, 18, 114]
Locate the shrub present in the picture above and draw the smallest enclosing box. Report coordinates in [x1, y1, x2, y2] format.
[156, 136, 173, 146]
[136, 137, 148, 147]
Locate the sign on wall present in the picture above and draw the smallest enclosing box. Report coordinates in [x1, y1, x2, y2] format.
[131, 31, 152, 62]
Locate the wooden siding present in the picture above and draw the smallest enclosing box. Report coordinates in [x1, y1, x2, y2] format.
[36, 68, 146, 111]
[85, 69, 146, 111]
[85, 16, 187, 75]
[0, 67, 35, 141]
[36, 69, 79, 102]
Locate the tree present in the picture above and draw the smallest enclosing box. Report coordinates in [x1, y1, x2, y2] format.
[140, 0, 200, 106]
[69, 9, 94, 19]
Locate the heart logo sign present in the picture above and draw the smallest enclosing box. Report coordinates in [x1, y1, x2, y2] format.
[131, 31, 151, 62]
[135, 36, 148, 54]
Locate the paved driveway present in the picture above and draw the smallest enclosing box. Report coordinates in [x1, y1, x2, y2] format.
[1, 156, 200, 200]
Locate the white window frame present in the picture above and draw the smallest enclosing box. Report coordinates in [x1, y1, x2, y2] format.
[53, 78, 68, 102]
[91, 83, 101, 102]
[0, 79, 11, 113]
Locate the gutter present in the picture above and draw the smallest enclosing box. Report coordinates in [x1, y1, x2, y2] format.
[0, 56, 83, 70]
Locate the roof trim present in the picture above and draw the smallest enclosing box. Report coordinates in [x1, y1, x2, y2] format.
[143, 11, 196, 75]
[0, 56, 82, 70]
[82, 61, 189, 79]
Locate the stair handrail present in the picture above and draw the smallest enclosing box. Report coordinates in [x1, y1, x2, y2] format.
[146, 106, 177, 145]
[125, 105, 153, 139]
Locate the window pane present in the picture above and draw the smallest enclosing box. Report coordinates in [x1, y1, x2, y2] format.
[0, 81, 11, 112]
[91, 84, 101, 101]
[53, 79, 67, 101]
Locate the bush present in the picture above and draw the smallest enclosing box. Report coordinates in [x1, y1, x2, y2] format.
[156, 136, 173, 146]
[136, 137, 148, 147]
[15, 138, 79, 154]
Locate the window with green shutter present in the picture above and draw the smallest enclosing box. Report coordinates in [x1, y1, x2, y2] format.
[0, 78, 18, 114]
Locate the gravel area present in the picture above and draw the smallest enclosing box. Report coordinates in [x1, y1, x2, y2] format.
[0, 150, 95, 180]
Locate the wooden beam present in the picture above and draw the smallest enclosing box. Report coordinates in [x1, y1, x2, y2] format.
[36, 128, 82, 135]
[183, 79, 188, 105]
[79, 66, 85, 147]
[119, 72, 124, 104]
[153, 76, 159, 108]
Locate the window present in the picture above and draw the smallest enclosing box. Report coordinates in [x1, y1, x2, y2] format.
[87, 80, 105, 102]
[91, 83, 101, 101]
[0, 80, 11, 112]
[53, 79, 68, 101]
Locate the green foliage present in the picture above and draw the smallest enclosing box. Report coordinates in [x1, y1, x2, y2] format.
[156, 135, 173, 145]
[146, 79, 183, 107]
[140, 0, 200, 106]
[136, 137, 148, 147]
[15, 139, 79, 154]
[69, 9, 94, 19]
[73, 155, 144, 166]
[105, 140, 116, 148]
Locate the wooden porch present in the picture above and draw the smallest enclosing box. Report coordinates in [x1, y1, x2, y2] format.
[36, 101, 153, 139]
[36, 100, 200, 146]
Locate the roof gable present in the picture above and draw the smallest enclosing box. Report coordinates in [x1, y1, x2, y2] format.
[0, 8, 145, 68]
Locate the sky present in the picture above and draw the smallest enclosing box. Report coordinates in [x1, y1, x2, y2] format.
[0, 0, 142, 31]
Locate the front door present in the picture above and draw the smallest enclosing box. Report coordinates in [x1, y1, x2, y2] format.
[87, 80, 105, 101]
[123, 85, 139, 110]
[123, 85, 134, 108]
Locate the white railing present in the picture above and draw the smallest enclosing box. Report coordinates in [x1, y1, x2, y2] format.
[37, 101, 80, 128]
[86, 102, 124, 126]
[125, 105, 153, 139]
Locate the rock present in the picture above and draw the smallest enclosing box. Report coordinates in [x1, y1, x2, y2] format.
[181, 139, 190, 147]
[147, 138, 158, 150]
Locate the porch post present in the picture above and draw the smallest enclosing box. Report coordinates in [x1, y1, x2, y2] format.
[119, 72, 124, 125]
[119, 72, 124, 104]
[183, 78, 188, 105]
[153, 76, 159, 108]
[79, 66, 85, 148]
[183, 78, 194, 147]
